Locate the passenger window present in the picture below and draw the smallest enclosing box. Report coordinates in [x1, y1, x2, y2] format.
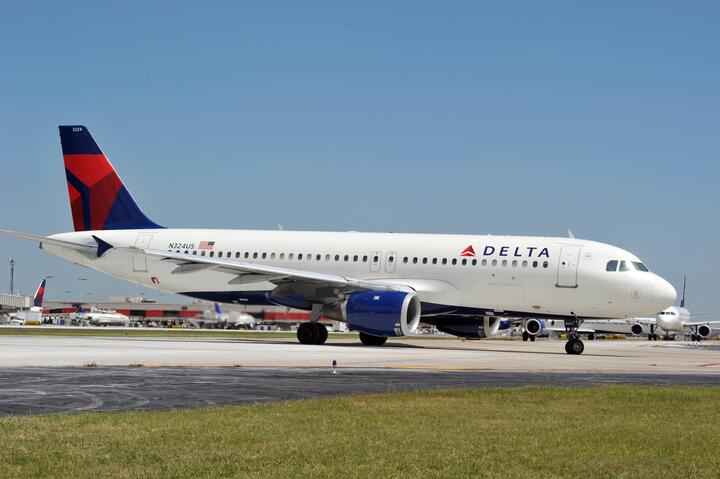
[217, 252, 222, 258]
[192, 251, 197, 255]
[235, 252, 240, 259]
[442, 258, 447, 265]
[619, 261, 630, 272]
[432, 258, 437, 265]
[317, 254, 321, 261]
[532, 261, 538, 268]
[201, 251, 206, 256]
[244, 252, 250, 259]
[522, 260, 527, 268]
[271, 253, 276, 259]
[342, 255, 347, 262]
[472, 259, 477, 266]
[298, 254, 303, 260]
[279, 253, 285, 260]
[307, 254, 312, 261]
[491, 259, 497, 267]
[184, 250, 189, 255]
[373, 255, 379, 263]
[452, 259, 457, 265]
[362, 255, 368, 262]
[388, 256, 394, 263]
[481, 259, 487, 266]
[335, 255, 340, 261]
[262, 253, 267, 259]
[289, 253, 294, 260]
[325, 254, 331, 261]
[209, 251, 215, 257]
[543, 261, 549, 268]
[501, 260, 507, 267]
[512, 260, 517, 267]
[422, 258, 428, 264]
[413, 257, 418, 264]
[403, 257, 408, 264]
[606, 260, 618, 272]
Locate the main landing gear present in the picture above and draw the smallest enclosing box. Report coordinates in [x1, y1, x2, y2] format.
[647, 324, 659, 341]
[296, 322, 328, 345]
[359, 332, 387, 346]
[521, 331, 536, 342]
[564, 317, 584, 355]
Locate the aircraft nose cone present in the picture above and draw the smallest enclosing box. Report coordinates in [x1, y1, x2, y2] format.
[653, 276, 676, 311]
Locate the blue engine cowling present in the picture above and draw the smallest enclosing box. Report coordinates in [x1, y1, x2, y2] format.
[342, 291, 421, 337]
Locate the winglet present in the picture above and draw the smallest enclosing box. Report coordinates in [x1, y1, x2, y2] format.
[92, 235, 113, 257]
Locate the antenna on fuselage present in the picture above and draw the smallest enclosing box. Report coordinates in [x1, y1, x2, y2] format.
[680, 275, 686, 308]
[567, 229, 575, 239]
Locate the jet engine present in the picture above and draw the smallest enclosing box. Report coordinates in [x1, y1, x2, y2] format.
[630, 323, 644, 336]
[342, 291, 421, 337]
[698, 325, 711, 339]
[524, 318, 545, 336]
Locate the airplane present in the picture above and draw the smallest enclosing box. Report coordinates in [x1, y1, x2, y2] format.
[9, 279, 47, 325]
[0, 126, 677, 355]
[651, 276, 716, 341]
[196, 303, 256, 329]
[75, 305, 130, 327]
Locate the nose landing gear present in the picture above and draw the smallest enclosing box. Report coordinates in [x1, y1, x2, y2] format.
[564, 317, 585, 355]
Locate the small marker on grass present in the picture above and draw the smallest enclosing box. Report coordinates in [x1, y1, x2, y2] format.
[331, 359, 337, 374]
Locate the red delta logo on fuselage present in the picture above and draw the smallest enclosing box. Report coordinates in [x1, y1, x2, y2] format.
[460, 245, 550, 258]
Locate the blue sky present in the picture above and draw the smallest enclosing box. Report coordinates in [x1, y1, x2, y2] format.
[1, 1, 718, 309]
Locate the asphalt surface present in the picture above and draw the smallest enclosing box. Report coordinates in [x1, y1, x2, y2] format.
[0, 367, 717, 416]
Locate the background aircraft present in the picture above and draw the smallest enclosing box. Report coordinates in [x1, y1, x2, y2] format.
[9, 279, 46, 325]
[75, 305, 130, 327]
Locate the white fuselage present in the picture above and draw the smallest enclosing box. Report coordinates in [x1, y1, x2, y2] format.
[43, 229, 676, 321]
[655, 306, 692, 332]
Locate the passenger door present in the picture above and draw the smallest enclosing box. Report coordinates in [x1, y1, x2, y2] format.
[556, 245, 581, 288]
[133, 234, 154, 272]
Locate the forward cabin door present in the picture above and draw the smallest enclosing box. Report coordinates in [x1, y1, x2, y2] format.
[556, 245, 581, 288]
[133, 234, 154, 272]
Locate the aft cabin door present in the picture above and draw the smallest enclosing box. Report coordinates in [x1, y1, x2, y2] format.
[133, 234, 154, 273]
[556, 245, 581, 288]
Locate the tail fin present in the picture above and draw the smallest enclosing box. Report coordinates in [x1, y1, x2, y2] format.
[33, 279, 46, 308]
[59, 126, 162, 231]
[214, 303, 222, 316]
[680, 275, 686, 308]
[76, 305, 85, 314]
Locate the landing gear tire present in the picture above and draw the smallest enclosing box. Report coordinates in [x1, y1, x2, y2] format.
[565, 339, 584, 355]
[529, 335, 536, 342]
[588, 333, 595, 341]
[653, 334, 658, 341]
[297, 322, 319, 345]
[315, 323, 328, 345]
[648, 334, 653, 340]
[359, 332, 387, 346]
[522, 331, 529, 342]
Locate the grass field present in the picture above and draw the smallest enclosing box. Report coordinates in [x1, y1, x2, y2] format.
[1, 386, 718, 478]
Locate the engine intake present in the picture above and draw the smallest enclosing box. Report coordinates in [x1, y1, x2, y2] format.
[342, 291, 421, 337]
[525, 318, 544, 336]
[698, 325, 711, 338]
[630, 323, 644, 336]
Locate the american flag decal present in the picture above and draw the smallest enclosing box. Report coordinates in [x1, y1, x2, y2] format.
[198, 241, 215, 250]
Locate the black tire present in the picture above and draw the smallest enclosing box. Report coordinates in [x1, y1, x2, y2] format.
[297, 322, 319, 345]
[522, 331, 529, 342]
[571, 339, 585, 355]
[648, 334, 652, 340]
[564, 340, 573, 354]
[529, 335, 536, 342]
[588, 333, 595, 341]
[359, 332, 387, 346]
[315, 323, 328, 345]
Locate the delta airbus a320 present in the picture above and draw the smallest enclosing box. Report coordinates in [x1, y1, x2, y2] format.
[1, 126, 677, 354]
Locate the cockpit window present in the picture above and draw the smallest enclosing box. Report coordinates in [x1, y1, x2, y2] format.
[632, 262, 649, 272]
[618, 260, 630, 272]
[606, 260, 618, 272]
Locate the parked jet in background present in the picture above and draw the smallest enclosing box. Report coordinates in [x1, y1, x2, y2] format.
[9, 279, 47, 325]
[0, 126, 677, 354]
[197, 303, 256, 329]
[75, 305, 130, 327]
[652, 277, 716, 341]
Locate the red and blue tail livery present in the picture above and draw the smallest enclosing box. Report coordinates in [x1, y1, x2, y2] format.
[59, 126, 162, 231]
[33, 279, 46, 308]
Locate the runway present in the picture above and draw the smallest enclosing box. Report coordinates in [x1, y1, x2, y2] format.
[0, 335, 717, 416]
[1, 367, 717, 416]
[0, 334, 719, 372]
